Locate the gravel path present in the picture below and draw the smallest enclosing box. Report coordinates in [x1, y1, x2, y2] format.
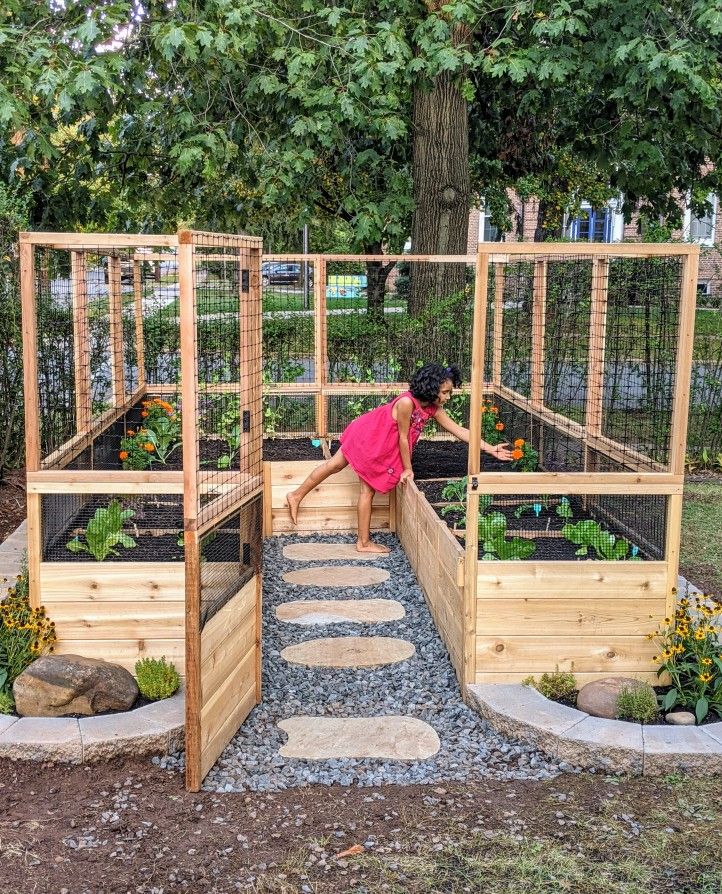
[161, 532, 564, 791]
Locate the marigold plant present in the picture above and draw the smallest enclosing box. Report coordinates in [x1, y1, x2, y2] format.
[649, 593, 722, 723]
[481, 402, 506, 445]
[510, 437, 539, 472]
[0, 573, 57, 697]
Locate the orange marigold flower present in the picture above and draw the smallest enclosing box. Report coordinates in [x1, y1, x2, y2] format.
[119, 450, 129, 461]
[144, 442, 155, 452]
[127, 429, 135, 437]
[495, 422, 504, 431]
[514, 438, 525, 448]
[141, 410, 149, 418]
[490, 406, 499, 414]
[511, 448, 523, 460]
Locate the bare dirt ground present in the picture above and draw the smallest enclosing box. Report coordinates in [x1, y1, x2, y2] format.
[1, 757, 720, 894]
[0, 471, 25, 544]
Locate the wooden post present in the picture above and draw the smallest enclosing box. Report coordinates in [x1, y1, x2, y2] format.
[19, 237, 42, 608]
[314, 256, 328, 437]
[239, 246, 252, 474]
[133, 260, 146, 389]
[178, 232, 202, 792]
[463, 250, 489, 687]
[108, 255, 126, 407]
[70, 251, 92, 431]
[248, 245, 263, 475]
[583, 257, 610, 495]
[665, 247, 699, 615]
[492, 262, 505, 386]
[530, 259, 547, 407]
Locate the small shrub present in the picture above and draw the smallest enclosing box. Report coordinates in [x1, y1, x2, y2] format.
[135, 657, 180, 701]
[0, 689, 14, 714]
[525, 669, 577, 701]
[616, 684, 659, 724]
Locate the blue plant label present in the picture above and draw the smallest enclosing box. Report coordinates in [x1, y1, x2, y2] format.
[631, 545, 639, 557]
[311, 439, 321, 448]
[533, 502, 542, 517]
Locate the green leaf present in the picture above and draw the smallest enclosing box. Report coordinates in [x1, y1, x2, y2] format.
[663, 689, 679, 710]
[66, 537, 87, 554]
[74, 70, 96, 95]
[695, 697, 709, 724]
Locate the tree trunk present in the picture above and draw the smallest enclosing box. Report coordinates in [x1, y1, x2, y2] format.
[408, 70, 470, 317]
[365, 255, 396, 324]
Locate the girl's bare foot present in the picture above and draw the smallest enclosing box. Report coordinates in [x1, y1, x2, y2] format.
[356, 539, 390, 554]
[286, 491, 301, 525]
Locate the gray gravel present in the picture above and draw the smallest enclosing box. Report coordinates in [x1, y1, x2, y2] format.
[160, 532, 564, 791]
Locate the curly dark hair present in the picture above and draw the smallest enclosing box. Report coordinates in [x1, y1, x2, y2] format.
[409, 363, 462, 403]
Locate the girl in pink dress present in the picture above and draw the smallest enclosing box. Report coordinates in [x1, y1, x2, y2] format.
[286, 363, 514, 553]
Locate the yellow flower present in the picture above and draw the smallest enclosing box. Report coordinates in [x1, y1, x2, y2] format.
[698, 672, 713, 683]
[701, 657, 713, 666]
[695, 630, 706, 641]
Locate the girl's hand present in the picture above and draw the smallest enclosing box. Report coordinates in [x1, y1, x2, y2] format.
[485, 442, 514, 461]
[399, 469, 414, 486]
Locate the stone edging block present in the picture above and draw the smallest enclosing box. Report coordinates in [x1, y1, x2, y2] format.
[466, 683, 722, 776]
[0, 691, 184, 764]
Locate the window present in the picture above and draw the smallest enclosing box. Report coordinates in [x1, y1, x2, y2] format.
[697, 281, 710, 297]
[685, 194, 717, 245]
[478, 203, 500, 242]
[564, 205, 616, 242]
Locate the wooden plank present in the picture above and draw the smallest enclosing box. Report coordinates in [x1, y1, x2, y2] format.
[108, 255, 126, 406]
[26, 494, 42, 609]
[28, 480, 184, 495]
[477, 560, 668, 599]
[20, 232, 179, 248]
[200, 673, 256, 780]
[668, 250, 700, 475]
[133, 261, 146, 389]
[70, 251, 92, 431]
[39, 562, 185, 601]
[585, 257, 609, 437]
[254, 573, 262, 702]
[271, 507, 389, 534]
[664, 493, 684, 619]
[49, 603, 185, 640]
[200, 577, 257, 662]
[53, 638, 185, 676]
[492, 262, 504, 385]
[474, 243, 698, 257]
[265, 253, 476, 263]
[201, 610, 256, 705]
[466, 472, 682, 495]
[475, 635, 658, 674]
[476, 598, 664, 636]
[20, 240, 39, 470]
[530, 259, 547, 406]
[187, 229, 262, 248]
[473, 671, 660, 686]
[464, 250, 490, 685]
[270, 483, 389, 509]
[262, 463, 273, 537]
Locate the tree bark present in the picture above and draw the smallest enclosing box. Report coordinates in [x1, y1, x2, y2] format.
[365, 255, 396, 324]
[409, 70, 470, 317]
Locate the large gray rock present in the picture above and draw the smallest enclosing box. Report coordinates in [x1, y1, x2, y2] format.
[576, 677, 655, 720]
[13, 654, 138, 717]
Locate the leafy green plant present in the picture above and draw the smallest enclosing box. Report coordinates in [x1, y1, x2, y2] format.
[479, 511, 536, 560]
[650, 595, 722, 723]
[66, 500, 137, 561]
[555, 497, 574, 520]
[523, 668, 577, 701]
[616, 684, 659, 724]
[562, 519, 639, 560]
[217, 400, 242, 469]
[135, 657, 181, 701]
[480, 401, 507, 446]
[0, 688, 14, 714]
[119, 428, 156, 470]
[441, 476, 468, 504]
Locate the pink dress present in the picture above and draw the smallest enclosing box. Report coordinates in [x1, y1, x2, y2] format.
[338, 392, 438, 493]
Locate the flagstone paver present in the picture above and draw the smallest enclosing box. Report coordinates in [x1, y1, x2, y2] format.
[283, 542, 387, 562]
[276, 598, 405, 626]
[0, 520, 27, 601]
[281, 635, 415, 668]
[281, 565, 390, 587]
[278, 715, 441, 760]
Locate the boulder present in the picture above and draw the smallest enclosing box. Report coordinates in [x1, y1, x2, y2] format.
[576, 677, 655, 720]
[13, 654, 138, 717]
[665, 711, 696, 726]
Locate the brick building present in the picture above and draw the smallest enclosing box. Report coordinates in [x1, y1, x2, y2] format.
[468, 194, 721, 302]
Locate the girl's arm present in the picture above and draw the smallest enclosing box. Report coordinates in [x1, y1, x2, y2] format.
[394, 396, 414, 483]
[434, 408, 514, 461]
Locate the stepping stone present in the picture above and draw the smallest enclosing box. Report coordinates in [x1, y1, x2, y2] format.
[282, 565, 390, 588]
[276, 599, 405, 626]
[278, 716, 440, 760]
[283, 543, 388, 561]
[281, 636, 415, 668]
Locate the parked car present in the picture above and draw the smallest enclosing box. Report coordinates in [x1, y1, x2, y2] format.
[261, 262, 313, 287]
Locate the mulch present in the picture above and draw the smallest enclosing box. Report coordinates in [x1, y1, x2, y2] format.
[0, 471, 26, 545]
[0, 756, 718, 894]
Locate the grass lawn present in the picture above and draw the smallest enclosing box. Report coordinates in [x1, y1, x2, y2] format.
[681, 480, 722, 597]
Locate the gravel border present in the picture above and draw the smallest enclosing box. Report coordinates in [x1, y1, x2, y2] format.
[161, 533, 564, 791]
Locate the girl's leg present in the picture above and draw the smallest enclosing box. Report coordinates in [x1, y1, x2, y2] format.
[356, 479, 390, 554]
[286, 449, 348, 524]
